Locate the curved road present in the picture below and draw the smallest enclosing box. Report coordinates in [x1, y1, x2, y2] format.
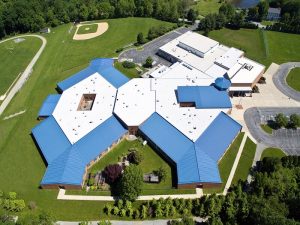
[0, 35, 47, 116]
[273, 62, 300, 102]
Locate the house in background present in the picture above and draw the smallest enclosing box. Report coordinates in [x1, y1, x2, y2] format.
[40, 27, 51, 34]
[267, 8, 281, 21]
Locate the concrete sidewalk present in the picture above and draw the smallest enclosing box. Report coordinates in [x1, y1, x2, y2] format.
[57, 188, 203, 201]
[223, 133, 248, 195]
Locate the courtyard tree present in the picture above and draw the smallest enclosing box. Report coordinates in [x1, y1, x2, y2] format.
[187, 8, 197, 23]
[103, 164, 122, 184]
[119, 165, 143, 201]
[127, 149, 144, 165]
[155, 166, 167, 182]
[144, 56, 153, 68]
[275, 113, 288, 128]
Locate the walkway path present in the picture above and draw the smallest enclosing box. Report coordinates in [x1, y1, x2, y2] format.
[0, 35, 47, 116]
[57, 188, 203, 201]
[223, 133, 248, 195]
[273, 62, 300, 102]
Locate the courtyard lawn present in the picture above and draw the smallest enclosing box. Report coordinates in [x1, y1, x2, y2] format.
[77, 24, 98, 34]
[260, 124, 273, 134]
[209, 29, 300, 67]
[261, 147, 286, 160]
[286, 68, 300, 92]
[0, 37, 42, 96]
[0, 17, 175, 221]
[114, 61, 141, 79]
[204, 132, 245, 194]
[232, 138, 256, 185]
[193, 0, 222, 17]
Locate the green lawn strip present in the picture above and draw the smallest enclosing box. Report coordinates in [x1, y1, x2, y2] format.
[232, 138, 256, 185]
[0, 37, 42, 95]
[203, 132, 245, 194]
[0, 18, 175, 221]
[286, 67, 300, 92]
[114, 61, 140, 79]
[261, 20, 275, 26]
[260, 147, 286, 160]
[260, 124, 273, 134]
[209, 29, 300, 67]
[77, 24, 98, 34]
[193, 0, 222, 17]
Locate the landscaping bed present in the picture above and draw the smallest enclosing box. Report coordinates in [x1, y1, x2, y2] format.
[261, 147, 286, 160]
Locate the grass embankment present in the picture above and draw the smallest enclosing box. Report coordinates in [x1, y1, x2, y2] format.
[77, 24, 98, 34]
[204, 132, 245, 194]
[261, 148, 286, 160]
[193, 0, 222, 17]
[0, 17, 175, 221]
[209, 29, 300, 67]
[232, 138, 256, 185]
[260, 124, 273, 134]
[0, 37, 42, 96]
[286, 68, 300, 92]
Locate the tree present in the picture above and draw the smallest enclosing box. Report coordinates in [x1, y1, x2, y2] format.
[127, 149, 144, 165]
[16, 211, 55, 225]
[275, 113, 288, 128]
[257, 1, 269, 21]
[103, 164, 122, 184]
[187, 8, 197, 23]
[119, 165, 143, 201]
[289, 114, 300, 128]
[155, 166, 167, 182]
[219, 3, 235, 22]
[144, 56, 153, 68]
[137, 32, 146, 45]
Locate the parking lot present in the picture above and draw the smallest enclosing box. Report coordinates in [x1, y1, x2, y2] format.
[119, 27, 190, 66]
[245, 107, 300, 155]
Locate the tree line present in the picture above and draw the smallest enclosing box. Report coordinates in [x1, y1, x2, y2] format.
[0, 0, 194, 39]
[103, 155, 300, 225]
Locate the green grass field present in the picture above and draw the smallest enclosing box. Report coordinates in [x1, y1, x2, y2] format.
[77, 24, 98, 34]
[209, 29, 300, 67]
[204, 132, 244, 194]
[0, 37, 42, 96]
[286, 67, 300, 92]
[232, 138, 256, 185]
[261, 147, 286, 160]
[114, 61, 141, 79]
[0, 17, 175, 221]
[193, 0, 222, 17]
[260, 124, 273, 134]
[89, 139, 173, 190]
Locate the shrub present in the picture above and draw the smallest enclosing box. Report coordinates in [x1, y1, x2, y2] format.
[137, 32, 146, 44]
[289, 114, 300, 128]
[98, 221, 112, 225]
[144, 56, 153, 68]
[8, 192, 16, 200]
[127, 150, 143, 165]
[0, 190, 3, 198]
[79, 222, 90, 225]
[103, 164, 122, 184]
[119, 165, 143, 201]
[133, 209, 140, 219]
[116, 47, 123, 53]
[122, 61, 135, 69]
[112, 206, 119, 216]
[155, 166, 167, 182]
[104, 203, 112, 215]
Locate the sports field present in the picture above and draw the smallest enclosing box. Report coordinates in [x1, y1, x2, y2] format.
[209, 29, 300, 67]
[0, 37, 42, 96]
[193, 0, 222, 17]
[77, 24, 98, 34]
[0, 17, 174, 220]
[286, 68, 300, 92]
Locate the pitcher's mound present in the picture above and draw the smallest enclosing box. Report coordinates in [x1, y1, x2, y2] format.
[73, 22, 109, 41]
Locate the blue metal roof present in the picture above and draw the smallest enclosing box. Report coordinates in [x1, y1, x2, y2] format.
[38, 94, 61, 117]
[177, 86, 232, 109]
[195, 112, 242, 162]
[38, 116, 127, 186]
[139, 113, 194, 162]
[214, 77, 231, 90]
[32, 116, 71, 164]
[57, 58, 129, 91]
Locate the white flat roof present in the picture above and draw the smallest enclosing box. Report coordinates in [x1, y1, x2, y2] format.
[204, 64, 228, 79]
[152, 78, 228, 141]
[230, 58, 265, 84]
[150, 65, 170, 78]
[114, 79, 156, 127]
[53, 73, 116, 144]
[179, 31, 219, 54]
[215, 47, 244, 69]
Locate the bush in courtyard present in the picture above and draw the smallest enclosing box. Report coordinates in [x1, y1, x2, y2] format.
[144, 56, 153, 68]
[122, 61, 135, 69]
[275, 113, 289, 128]
[119, 165, 143, 201]
[137, 32, 146, 45]
[155, 166, 167, 182]
[127, 149, 143, 165]
[97, 220, 112, 225]
[103, 164, 122, 184]
[8, 192, 16, 200]
[289, 114, 300, 128]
